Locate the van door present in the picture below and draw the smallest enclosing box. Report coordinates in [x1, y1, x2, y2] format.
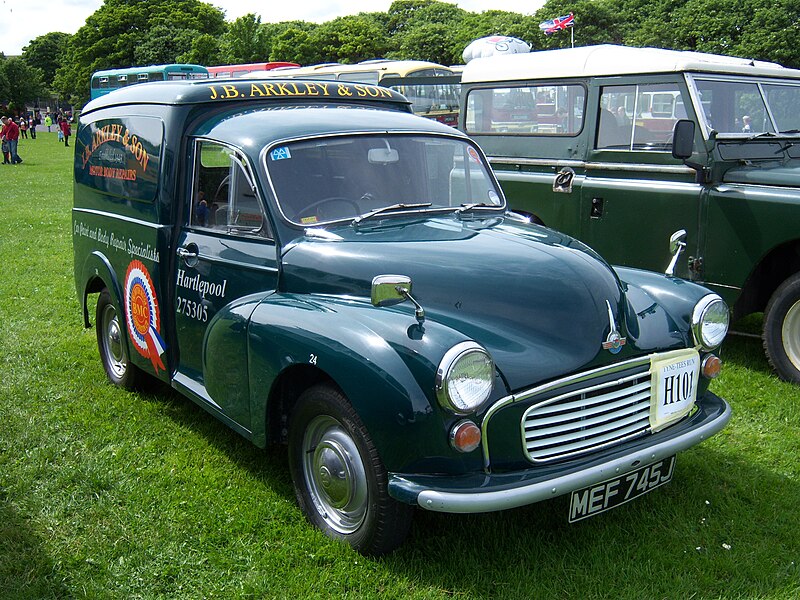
[173, 140, 278, 431]
[579, 79, 706, 279]
[462, 82, 588, 236]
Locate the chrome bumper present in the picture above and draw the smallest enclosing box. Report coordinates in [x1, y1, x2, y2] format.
[390, 392, 730, 514]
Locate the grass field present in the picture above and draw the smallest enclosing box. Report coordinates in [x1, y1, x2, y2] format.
[1, 134, 799, 599]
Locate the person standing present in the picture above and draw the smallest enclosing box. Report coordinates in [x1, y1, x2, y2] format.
[44, 114, 52, 132]
[28, 116, 36, 139]
[59, 116, 72, 147]
[0, 116, 23, 163]
[19, 117, 28, 139]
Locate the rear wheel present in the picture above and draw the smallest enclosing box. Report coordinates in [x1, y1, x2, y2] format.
[763, 273, 800, 383]
[288, 384, 413, 555]
[96, 289, 142, 389]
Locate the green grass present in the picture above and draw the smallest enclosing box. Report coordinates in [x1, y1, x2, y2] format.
[1, 134, 799, 599]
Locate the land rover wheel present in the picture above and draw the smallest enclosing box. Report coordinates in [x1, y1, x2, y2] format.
[96, 289, 142, 389]
[764, 273, 800, 384]
[288, 384, 413, 555]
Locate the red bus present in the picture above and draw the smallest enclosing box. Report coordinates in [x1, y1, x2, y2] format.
[206, 62, 299, 78]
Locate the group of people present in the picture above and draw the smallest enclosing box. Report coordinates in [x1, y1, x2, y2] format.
[1, 112, 73, 164]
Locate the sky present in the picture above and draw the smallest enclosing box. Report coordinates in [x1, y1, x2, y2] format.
[0, 0, 547, 56]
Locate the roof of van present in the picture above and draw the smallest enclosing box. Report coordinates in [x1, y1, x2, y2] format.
[461, 44, 800, 83]
[81, 78, 411, 115]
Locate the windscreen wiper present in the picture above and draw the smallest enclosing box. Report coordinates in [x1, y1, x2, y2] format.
[352, 203, 432, 226]
[454, 202, 500, 217]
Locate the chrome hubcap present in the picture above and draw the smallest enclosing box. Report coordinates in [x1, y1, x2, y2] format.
[101, 303, 128, 378]
[302, 416, 368, 534]
[782, 299, 800, 370]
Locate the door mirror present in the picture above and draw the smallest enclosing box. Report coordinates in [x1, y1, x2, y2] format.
[672, 120, 695, 160]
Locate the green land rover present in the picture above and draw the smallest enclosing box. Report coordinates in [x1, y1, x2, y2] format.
[460, 45, 800, 383]
[73, 77, 730, 555]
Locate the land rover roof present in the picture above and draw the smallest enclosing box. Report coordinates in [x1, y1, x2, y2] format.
[461, 44, 798, 83]
[80, 78, 412, 115]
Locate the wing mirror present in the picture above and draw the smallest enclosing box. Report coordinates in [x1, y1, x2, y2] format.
[371, 274, 425, 324]
[665, 229, 687, 277]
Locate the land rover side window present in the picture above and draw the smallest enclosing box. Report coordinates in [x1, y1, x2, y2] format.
[597, 83, 688, 151]
[692, 77, 783, 134]
[465, 85, 585, 135]
[267, 135, 502, 226]
[192, 141, 269, 237]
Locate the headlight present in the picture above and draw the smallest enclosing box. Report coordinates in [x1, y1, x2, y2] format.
[435, 342, 494, 414]
[692, 295, 729, 350]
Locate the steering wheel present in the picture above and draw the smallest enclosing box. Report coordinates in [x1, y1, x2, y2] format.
[297, 196, 360, 220]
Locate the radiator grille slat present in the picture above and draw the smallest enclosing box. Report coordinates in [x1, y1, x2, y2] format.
[522, 368, 652, 463]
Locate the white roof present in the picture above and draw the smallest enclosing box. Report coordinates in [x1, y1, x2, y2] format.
[461, 45, 800, 83]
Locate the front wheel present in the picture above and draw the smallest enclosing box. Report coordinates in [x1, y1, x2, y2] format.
[288, 384, 413, 555]
[763, 273, 800, 383]
[96, 289, 142, 389]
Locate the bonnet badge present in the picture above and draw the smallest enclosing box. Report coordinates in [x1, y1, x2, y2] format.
[602, 300, 627, 354]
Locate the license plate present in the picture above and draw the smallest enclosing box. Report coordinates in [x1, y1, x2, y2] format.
[568, 456, 676, 523]
[650, 349, 700, 431]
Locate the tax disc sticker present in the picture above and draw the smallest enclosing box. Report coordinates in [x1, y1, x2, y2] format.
[124, 260, 167, 373]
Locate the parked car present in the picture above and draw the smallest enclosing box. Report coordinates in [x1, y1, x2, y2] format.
[73, 76, 730, 555]
[460, 44, 800, 383]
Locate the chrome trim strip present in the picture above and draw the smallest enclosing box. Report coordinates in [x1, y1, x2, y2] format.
[487, 157, 585, 168]
[584, 162, 695, 174]
[417, 399, 731, 513]
[486, 156, 696, 175]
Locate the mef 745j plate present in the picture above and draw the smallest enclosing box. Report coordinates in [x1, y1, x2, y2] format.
[568, 455, 676, 523]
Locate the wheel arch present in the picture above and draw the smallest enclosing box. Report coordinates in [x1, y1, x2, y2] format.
[78, 251, 124, 328]
[734, 239, 800, 319]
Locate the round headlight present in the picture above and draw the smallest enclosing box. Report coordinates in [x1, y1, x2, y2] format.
[435, 342, 494, 414]
[692, 295, 729, 350]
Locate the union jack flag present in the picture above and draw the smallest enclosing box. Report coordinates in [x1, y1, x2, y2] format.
[539, 13, 575, 35]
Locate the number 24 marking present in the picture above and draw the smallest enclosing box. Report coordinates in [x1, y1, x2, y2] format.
[309, 354, 318, 365]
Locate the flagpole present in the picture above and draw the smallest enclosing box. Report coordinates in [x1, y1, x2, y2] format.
[571, 24, 574, 48]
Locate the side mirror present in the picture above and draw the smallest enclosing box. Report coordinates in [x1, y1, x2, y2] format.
[371, 274, 426, 324]
[665, 229, 687, 277]
[371, 274, 411, 307]
[672, 120, 695, 160]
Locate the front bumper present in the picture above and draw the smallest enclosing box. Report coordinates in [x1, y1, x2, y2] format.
[387, 391, 730, 513]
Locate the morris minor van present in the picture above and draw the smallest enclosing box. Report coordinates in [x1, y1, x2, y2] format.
[73, 77, 730, 555]
[460, 45, 800, 383]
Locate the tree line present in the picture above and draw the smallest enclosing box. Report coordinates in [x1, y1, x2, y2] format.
[2, 0, 798, 111]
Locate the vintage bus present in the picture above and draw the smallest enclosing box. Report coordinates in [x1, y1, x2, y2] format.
[206, 62, 299, 78]
[90, 64, 209, 99]
[258, 60, 462, 126]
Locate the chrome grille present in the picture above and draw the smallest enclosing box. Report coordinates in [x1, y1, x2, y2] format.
[522, 367, 652, 463]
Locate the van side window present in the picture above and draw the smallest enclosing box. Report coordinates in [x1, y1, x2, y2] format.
[597, 83, 687, 151]
[192, 140, 272, 238]
[465, 84, 585, 135]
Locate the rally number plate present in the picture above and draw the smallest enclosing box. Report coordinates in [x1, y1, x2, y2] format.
[568, 456, 676, 523]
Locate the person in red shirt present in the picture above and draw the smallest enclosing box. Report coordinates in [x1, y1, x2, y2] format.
[58, 116, 71, 147]
[0, 116, 22, 164]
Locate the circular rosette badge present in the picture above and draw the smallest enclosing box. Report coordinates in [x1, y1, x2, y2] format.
[124, 260, 167, 373]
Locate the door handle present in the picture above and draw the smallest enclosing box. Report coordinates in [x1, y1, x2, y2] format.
[177, 245, 199, 267]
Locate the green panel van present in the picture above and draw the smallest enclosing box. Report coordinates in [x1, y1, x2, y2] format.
[73, 76, 730, 554]
[460, 45, 800, 383]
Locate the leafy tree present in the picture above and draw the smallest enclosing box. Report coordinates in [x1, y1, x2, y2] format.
[53, 0, 226, 106]
[22, 32, 71, 85]
[311, 15, 390, 64]
[0, 57, 48, 111]
[219, 13, 269, 64]
[179, 33, 223, 66]
[264, 21, 318, 65]
[134, 24, 198, 65]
